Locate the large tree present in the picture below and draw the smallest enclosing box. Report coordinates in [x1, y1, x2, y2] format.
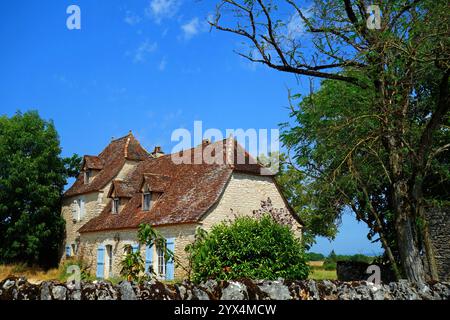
[210, 0, 449, 282]
[0, 111, 81, 268]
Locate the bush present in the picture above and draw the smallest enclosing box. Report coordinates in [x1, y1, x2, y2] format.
[323, 261, 337, 271]
[187, 215, 310, 282]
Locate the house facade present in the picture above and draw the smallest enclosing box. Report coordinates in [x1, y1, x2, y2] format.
[62, 133, 303, 280]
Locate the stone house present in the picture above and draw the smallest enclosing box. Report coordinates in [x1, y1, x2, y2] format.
[61, 132, 303, 280]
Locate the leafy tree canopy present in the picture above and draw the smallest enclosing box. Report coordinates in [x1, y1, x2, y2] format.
[0, 111, 82, 267]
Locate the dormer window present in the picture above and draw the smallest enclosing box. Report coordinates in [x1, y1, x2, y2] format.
[84, 169, 92, 184]
[112, 198, 120, 214]
[143, 192, 151, 211]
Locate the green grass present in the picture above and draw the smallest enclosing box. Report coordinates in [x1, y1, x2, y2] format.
[308, 268, 337, 280]
[307, 261, 337, 280]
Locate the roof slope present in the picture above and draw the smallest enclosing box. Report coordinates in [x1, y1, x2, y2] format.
[78, 138, 297, 233]
[64, 133, 149, 197]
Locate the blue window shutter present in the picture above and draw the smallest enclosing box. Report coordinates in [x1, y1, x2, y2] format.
[96, 245, 105, 279]
[65, 245, 71, 257]
[132, 243, 139, 253]
[166, 238, 175, 280]
[145, 245, 154, 275]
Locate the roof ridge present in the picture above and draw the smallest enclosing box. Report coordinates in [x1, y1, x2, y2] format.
[111, 131, 133, 143]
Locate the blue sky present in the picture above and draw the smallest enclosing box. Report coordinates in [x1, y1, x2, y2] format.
[0, 0, 382, 256]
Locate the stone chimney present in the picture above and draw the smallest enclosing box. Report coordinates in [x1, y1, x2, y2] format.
[152, 146, 165, 158]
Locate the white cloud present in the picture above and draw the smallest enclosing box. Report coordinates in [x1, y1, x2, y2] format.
[124, 11, 142, 26]
[180, 17, 208, 40]
[181, 17, 200, 40]
[158, 56, 167, 71]
[133, 40, 158, 63]
[287, 13, 304, 39]
[286, 8, 312, 40]
[146, 0, 181, 23]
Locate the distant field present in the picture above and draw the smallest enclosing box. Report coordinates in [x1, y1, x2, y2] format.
[307, 261, 337, 280]
[307, 261, 324, 267]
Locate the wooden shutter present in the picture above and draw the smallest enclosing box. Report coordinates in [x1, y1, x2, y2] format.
[145, 245, 154, 275]
[96, 245, 105, 279]
[165, 238, 175, 280]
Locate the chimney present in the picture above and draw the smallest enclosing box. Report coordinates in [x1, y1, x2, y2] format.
[152, 146, 165, 158]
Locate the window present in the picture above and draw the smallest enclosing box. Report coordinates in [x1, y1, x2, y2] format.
[112, 198, 120, 214]
[105, 245, 113, 277]
[157, 243, 166, 278]
[84, 169, 91, 184]
[143, 192, 151, 211]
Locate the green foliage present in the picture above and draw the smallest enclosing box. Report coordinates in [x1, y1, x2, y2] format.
[0, 111, 78, 268]
[63, 153, 83, 178]
[120, 224, 179, 283]
[187, 215, 310, 282]
[322, 250, 376, 270]
[305, 252, 325, 261]
[120, 244, 145, 283]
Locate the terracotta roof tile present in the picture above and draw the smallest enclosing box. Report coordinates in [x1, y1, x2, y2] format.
[64, 133, 149, 197]
[83, 156, 104, 170]
[77, 138, 295, 233]
[108, 180, 135, 198]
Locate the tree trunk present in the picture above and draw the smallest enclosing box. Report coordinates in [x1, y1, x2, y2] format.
[396, 213, 426, 283]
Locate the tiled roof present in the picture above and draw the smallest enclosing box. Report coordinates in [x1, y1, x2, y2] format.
[83, 156, 104, 170]
[77, 138, 301, 233]
[141, 173, 172, 192]
[64, 133, 149, 197]
[108, 180, 135, 198]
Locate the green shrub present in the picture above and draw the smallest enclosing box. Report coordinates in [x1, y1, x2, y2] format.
[186, 215, 310, 282]
[323, 261, 337, 270]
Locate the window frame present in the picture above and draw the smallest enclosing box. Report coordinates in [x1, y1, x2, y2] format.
[105, 244, 113, 277]
[84, 169, 91, 184]
[156, 243, 166, 278]
[112, 197, 120, 214]
[143, 192, 151, 211]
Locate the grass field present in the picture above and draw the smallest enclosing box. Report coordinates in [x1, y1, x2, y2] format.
[0, 264, 61, 284]
[307, 261, 337, 280]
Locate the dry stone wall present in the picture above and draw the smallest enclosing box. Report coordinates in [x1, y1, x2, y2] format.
[1, 277, 449, 300]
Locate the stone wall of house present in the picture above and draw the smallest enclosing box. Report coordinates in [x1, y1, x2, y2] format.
[201, 172, 302, 238]
[427, 206, 450, 282]
[79, 224, 199, 280]
[1, 277, 449, 300]
[62, 191, 105, 254]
